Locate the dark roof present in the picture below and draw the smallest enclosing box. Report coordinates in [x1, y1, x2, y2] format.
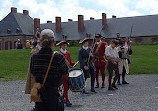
[41, 14, 158, 41]
[0, 12, 33, 37]
[1, 12, 158, 40]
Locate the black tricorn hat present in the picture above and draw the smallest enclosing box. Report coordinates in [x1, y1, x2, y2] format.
[101, 37, 106, 40]
[56, 40, 68, 46]
[95, 34, 102, 38]
[79, 38, 90, 44]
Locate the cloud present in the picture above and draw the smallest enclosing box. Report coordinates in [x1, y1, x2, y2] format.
[15, 0, 105, 23]
[1, 0, 158, 23]
[128, 11, 142, 17]
[136, 0, 158, 14]
[0, 0, 13, 21]
[17, 0, 61, 23]
[86, 0, 143, 18]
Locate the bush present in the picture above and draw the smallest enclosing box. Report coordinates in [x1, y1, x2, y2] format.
[68, 40, 79, 47]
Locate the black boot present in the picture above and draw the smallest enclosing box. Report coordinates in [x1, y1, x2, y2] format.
[91, 88, 97, 93]
[122, 81, 129, 84]
[95, 84, 99, 88]
[112, 85, 118, 89]
[101, 84, 105, 88]
[117, 82, 121, 85]
[108, 87, 115, 91]
[66, 101, 72, 107]
[82, 89, 89, 94]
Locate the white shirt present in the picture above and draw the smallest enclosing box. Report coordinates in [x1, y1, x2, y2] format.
[60, 48, 67, 54]
[82, 46, 88, 50]
[96, 40, 102, 45]
[105, 45, 119, 58]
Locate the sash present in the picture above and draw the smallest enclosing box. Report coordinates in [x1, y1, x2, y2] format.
[94, 42, 102, 55]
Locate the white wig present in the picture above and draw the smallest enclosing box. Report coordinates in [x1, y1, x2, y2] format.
[40, 29, 55, 38]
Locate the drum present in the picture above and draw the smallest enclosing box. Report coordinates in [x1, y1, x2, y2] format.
[68, 68, 85, 92]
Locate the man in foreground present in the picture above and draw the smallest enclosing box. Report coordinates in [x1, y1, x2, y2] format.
[105, 40, 120, 91]
[117, 40, 129, 85]
[30, 29, 68, 111]
[93, 34, 108, 88]
[57, 40, 77, 107]
[78, 38, 96, 93]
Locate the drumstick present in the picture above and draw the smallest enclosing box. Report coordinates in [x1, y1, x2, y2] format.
[73, 61, 79, 67]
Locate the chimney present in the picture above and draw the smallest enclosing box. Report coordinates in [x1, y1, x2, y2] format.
[11, 7, 17, 13]
[34, 18, 40, 35]
[78, 15, 84, 31]
[68, 19, 73, 22]
[112, 15, 116, 18]
[90, 17, 94, 20]
[23, 10, 29, 15]
[56, 17, 61, 33]
[47, 20, 52, 23]
[102, 13, 107, 29]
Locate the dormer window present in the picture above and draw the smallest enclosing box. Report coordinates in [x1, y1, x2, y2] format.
[7, 29, 11, 33]
[16, 28, 20, 33]
[62, 35, 67, 40]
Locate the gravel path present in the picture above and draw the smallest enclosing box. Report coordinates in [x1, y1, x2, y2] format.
[0, 74, 158, 111]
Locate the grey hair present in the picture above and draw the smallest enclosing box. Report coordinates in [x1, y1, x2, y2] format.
[40, 29, 55, 48]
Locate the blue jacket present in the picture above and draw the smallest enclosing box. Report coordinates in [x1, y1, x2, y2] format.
[78, 47, 94, 69]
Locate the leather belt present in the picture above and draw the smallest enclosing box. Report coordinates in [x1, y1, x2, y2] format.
[121, 58, 127, 59]
[83, 58, 88, 62]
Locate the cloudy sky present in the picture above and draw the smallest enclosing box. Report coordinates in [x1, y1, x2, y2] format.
[0, 0, 158, 23]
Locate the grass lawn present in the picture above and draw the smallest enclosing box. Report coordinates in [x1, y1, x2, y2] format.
[0, 45, 158, 81]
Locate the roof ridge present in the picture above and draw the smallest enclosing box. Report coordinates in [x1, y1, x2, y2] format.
[41, 14, 158, 24]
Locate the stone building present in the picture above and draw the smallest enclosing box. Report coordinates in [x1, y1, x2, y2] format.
[41, 14, 158, 44]
[0, 7, 34, 50]
[1, 7, 158, 50]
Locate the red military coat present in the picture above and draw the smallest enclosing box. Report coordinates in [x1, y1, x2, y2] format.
[93, 42, 108, 66]
[60, 51, 75, 69]
[60, 51, 75, 81]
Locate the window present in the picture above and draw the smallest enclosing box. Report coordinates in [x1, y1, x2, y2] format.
[16, 28, 20, 33]
[152, 37, 158, 42]
[7, 29, 11, 33]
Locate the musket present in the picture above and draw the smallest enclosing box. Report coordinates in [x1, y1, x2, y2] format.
[91, 34, 96, 54]
[127, 24, 134, 50]
[129, 24, 134, 41]
[100, 25, 104, 35]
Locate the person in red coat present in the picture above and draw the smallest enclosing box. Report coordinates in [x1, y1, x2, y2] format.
[93, 34, 108, 88]
[56, 41, 76, 107]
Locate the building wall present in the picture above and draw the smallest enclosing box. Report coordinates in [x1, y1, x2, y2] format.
[0, 36, 33, 50]
[105, 36, 158, 44]
[131, 36, 158, 44]
[0, 35, 158, 50]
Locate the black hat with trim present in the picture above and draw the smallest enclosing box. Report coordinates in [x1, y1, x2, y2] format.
[101, 37, 106, 40]
[79, 38, 89, 44]
[56, 40, 68, 46]
[95, 34, 102, 38]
